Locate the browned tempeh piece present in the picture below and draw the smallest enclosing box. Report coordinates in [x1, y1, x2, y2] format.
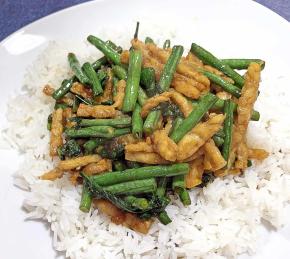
[94, 199, 152, 234]
[140, 90, 192, 118]
[83, 159, 112, 176]
[125, 151, 169, 165]
[112, 79, 126, 109]
[58, 154, 102, 170]
[185, 157, 204, 188]
[152, 129, 178, 162]
[177, 114, 225, 161]
[40, 168, 63, 181]
[235, 63, 261, 169]
[43, 84, 55, 96]
[63, 107, 76, 128]
[71, 82, 93, 99]
[248, 148, 269, 160]
[77, 103, 116, 118]
[203, 139, 226, 171]
[50, 108, 64, 157]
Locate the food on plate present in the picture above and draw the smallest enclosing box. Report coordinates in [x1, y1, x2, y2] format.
[39, 23, 268, 234]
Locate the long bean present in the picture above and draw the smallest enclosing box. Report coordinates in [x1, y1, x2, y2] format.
[68, 53, 90, 84]
[122, 50, 142, 112]
[124, 196, 149, 210]
[85, 163, 189, 186]
[191, 43, 245, 87]
[222, 100, 235, 165]
[140, 67, 156, 97]
[169, 117, 183, 136]
[82, 62, 103, 96]
[79, 184, 92, 213]
[143, 110, 161, 135]
[92, 56, 107, 71]
[103, 178, 157, 195]
[77, 117, 132, 128]
[212, 98, 260, 121]
[112, 65, 127, 80]
[158, 45, 184, 93]
[202, 71, 241, 98]
[65, 126, 130, 138]
[172, 175, 191, 206]
[163, 39, 171, 49]
[170, 93, 218, 143]
[137, 87, 149, 106]
[52, 78, 74, 100]
[221, 59, 265, 70]
[156, 177, 168, 198]
[145, 37, 154, 44]
[87, 35, 121, 65]
[83, 138, 106, 154]
[132, 103, 143, 138]
[158, 211, 172, 225]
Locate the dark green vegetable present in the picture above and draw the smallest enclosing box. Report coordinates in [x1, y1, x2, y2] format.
[247, 160, 253, 167]
[172, 175, 191, 206]
[212, 135, 224, 147]
[58, 139, 82, 159]
[137, 87, 149, 106]
[97, 138, 124, 159]
[113, 76, 119, 97]
[122, 50, 142, 112]
[198, 173, 215, 187]
[83, 174, 170, 215]
[113, 160, 127, 171]
[156, 177, 168, 198]
[73, 117, 132, 128]
[79, 184, 92, 213]
[126, 161, 142, 169]
[112, 65, 127, 80]
[87, 35, 121, 65]
[124, 196, 149, 210]
[221, 59, 265, 70]
[82, 62, 103, 96]
[202, 70, 241, 98]
[83, 138, 106, 154]
[91, 56, 108, 71]
[47, 114, 52, 131]
[96, 68, 108, 82]
[191, 43, 245, 87]
[86, 163, 189, 186]
[169, 117, 183, 136]
[132, 103, 143, 138]
[72, 95, 80, 113]
[140, 67, 156, 97]
[154, 102, 183, 119]
[65, 126, 130, 139]
[68, 53, 90, 84]
[200, 98, 259, 121]
[163, 39, 171, 49]
[158, 45, 184, 93]
[143, 110, 161, 135]
[158, 211, 172, 225]
[170, 93, 218, 143]
[222, 100, 235, 166]
[52, 78, 74, 100]
[103, 178, 157, 195]
[54, 103, 70, 110]
[145, 37, 154, 44]
[105, 40, 123, 53]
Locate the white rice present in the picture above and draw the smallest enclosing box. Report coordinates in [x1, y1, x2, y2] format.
[2, 26, 290, 258]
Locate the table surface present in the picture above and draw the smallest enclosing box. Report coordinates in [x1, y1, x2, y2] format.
[0, 0, 289, 41]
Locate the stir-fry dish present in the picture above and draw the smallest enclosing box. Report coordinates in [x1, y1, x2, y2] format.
[41, 23, 268, 234]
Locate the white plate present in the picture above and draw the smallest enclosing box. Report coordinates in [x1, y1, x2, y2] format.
[0, 0, 290, 258]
